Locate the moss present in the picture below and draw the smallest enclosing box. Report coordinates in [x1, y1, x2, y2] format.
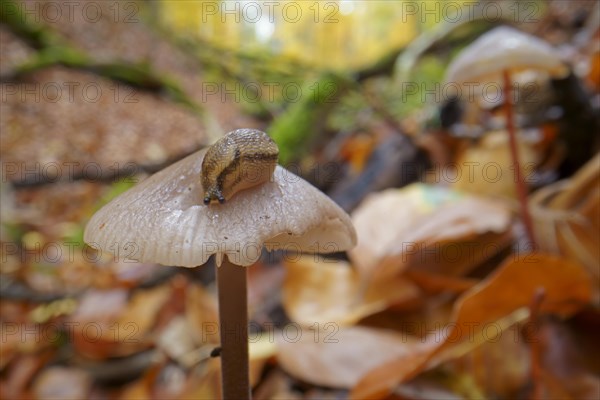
[2, 0, 205, 118]
[269, 72, 351, 164]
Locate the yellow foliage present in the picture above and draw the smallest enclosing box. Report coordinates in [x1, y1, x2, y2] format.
[158, 0, 424, 70]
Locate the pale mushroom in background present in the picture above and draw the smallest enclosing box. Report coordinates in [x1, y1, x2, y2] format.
[445, 26, 568, 85]
[84, 138, 356, 400]
[444, 26, 568, 247]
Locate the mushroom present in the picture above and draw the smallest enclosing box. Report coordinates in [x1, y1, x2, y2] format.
[444, 26, 568, 246]
[84, 131, 356, 399]
[445, 26, 568, 85]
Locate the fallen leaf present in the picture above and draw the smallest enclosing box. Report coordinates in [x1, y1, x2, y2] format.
[177, 358, 222, 400]
[395, 376, 469, 400]
[404, 269, 478, 295]
[276, 326, 426, 388]
[0, 353, 52, 400]
[404, 230, 513, 278]
[340, 133, 377, 174]
[157, 316, 198, 367]
[118, 364, 161, 400]
[32, 366, 92, 400]
[350, 184, 512, 280]
[453, 130, 541, 199]
[351, 254, 592, 399]
[248, 261, 286, 316]
[283, 256, 420, 327]
[347, 341, 437, 399]
[249, 332, 278, 388]
[186, 283, 219, 345]
[152, 363, 189, 399]
[547, 153, 599, 211]
[449, 322, 530, 398]
[252, 369, 302, 400]
[117, 284, 171, 340]
[530, 155, 600, 303]
[70, 285, 171, 359]
[535, 317, 600, 400]
[0, 323, 57, 365]
[70, 288, 128, 323]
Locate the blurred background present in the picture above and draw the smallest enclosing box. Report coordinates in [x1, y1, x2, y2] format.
[1, 0, 599, 399]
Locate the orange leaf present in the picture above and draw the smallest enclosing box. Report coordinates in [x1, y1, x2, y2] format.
[350, 254, 592, 399]
[350, 184, 511, 280]
[349, 344, 435, 400]
[283, 256, 419, 327]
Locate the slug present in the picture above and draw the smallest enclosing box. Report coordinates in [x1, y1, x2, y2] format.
[201, 129, 279, 205]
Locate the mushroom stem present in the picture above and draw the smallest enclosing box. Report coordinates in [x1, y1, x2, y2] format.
[502, 69, 537, 248]
[217, 256, 250, 400]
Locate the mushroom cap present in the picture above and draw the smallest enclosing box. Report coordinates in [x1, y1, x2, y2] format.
[84, 149, 356, 267]
[445, 26, 568, 84]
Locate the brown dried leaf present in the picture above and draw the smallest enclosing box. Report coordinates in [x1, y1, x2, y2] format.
[340, 133, 377, 174]
[548, 153, 599, 210]
[449, 322, 530, 398]
[249, 333, 277, 388]
[282, 256, 419, 327]
[535, 318, 600, 400]
[1, 67, 207, 173]
[351, 254, 592, 399]
[404, 269, 478, 295]
[116, 285, 172, 340]
[248, 261, 286, 314]
[32, 367, 92, 400]
[70, 285, 171, 358]
[453, 130, 541, 199]
[350, 184, 511, 280]
[177, 358, 222, 400]
[0, 353, 51, 400]
[276, 326, 426, 388]
[404, 230, 513, 278]
[349, 344, 438, 399]
[0, 323, 56, 366]
[157, 316, 197, 367]
[186, 283, 219, 345]
[530, 155, 600, 302]
[396, 376, 470, 400]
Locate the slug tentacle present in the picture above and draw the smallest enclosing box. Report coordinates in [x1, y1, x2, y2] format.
[201, 129, 279, 205]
